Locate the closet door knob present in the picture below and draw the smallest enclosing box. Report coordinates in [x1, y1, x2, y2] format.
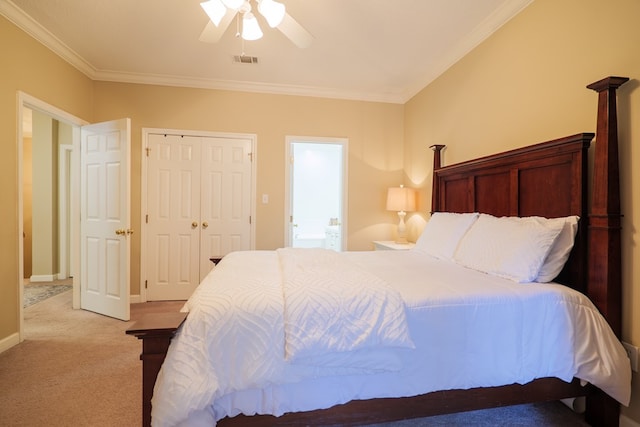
[192, 221, 198, 228]
[202, 221, 209, 229]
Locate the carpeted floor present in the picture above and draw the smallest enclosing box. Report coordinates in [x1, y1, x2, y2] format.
[0, 290, 590, 426]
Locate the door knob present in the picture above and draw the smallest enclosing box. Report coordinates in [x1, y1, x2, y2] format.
[192, 221, 198, 228]
[202, 221, 209, 229]
[115, 229, 126, 236]
[126, 229, 134, 235]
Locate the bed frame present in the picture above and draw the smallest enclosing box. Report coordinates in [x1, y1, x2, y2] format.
[127, 76, 629, 427]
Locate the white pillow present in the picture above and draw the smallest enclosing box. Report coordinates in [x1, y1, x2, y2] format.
[453, 214, 564, 283]
[535, 215, 580, 282]
[414, 212, 479, 260]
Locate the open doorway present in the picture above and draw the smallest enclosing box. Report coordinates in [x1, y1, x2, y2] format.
[18, 93, 86, 339]
[22, 108, 74, 281]
[285, 136, 348, 251]
[21, 107, 75, 309]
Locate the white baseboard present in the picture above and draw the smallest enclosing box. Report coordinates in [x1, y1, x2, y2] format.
[0, 332, 20, 354]
[30, 274, 56, 282]
[130, 294, 141, 304]
[622, 414, 640, 427]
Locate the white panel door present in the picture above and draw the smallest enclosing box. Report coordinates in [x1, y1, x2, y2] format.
[146, 134, 201, 301]
[80, 119, 131, 320]
[145, 134, 253, 301]
[199, 137, 252, 278]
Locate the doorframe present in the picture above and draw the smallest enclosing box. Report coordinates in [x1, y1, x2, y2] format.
[284, 136, 349, 250]
[58, 144, 73, 280]
[16, 91, 87, 342]
[139, 128, 258, 302]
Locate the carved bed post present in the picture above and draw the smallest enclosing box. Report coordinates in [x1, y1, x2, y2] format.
[586, 76, 628, 338]
[430, 144, 445, 213]
[584, 76, 628, 427]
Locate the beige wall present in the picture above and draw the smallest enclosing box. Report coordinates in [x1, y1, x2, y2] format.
[0, 15, 93, 341]
[92, 83, 405, 295]
[405, 0, 640, 420]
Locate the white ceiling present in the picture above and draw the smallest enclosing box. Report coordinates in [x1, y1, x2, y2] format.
[1, 0, 532, 104]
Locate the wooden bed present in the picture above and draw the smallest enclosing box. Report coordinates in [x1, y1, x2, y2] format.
[127, 76, 629, 427]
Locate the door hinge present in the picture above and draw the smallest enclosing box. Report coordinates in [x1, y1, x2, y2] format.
[145, 214, 149, 224]
[290, 215, 293, 223]
[144, 280, 148, 289]
[145, 147, 150, 157]
[249, 216, 252, 224]
[248, 152, 253, 161]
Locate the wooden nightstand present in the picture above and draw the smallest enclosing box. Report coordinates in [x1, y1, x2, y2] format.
[373, 241, 415, 251]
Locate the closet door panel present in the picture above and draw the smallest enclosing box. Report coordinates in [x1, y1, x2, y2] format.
[146, 134, 201, 300]
[200, 137, 252, 281]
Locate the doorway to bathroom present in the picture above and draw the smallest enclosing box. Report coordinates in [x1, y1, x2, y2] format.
[285, 136, 348, 251]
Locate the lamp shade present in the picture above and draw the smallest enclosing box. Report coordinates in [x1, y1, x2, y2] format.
[242, 12, 263, 40]
[386, 186, 416, 212]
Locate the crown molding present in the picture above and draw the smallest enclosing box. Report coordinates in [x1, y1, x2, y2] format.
[94, 69, 406, 104]
[0, 0, 96, 78]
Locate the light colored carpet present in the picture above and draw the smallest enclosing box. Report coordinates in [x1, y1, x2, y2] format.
[0, 290, 182, 427]
[0, 290, 588, 426]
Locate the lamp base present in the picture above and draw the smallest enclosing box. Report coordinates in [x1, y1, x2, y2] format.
[395, 210, 408, 244]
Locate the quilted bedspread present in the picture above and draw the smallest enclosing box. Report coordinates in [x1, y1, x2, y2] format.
[151, 249, 413, 427]
[279, 247, 414, 361]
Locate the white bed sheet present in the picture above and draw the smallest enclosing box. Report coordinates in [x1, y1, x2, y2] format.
[153, 249, 631, 427]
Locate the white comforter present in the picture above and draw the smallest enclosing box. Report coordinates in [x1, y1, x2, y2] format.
[152, 249, 413, 426]
[151, 249, 631, 427]
[280, 248, 413, 361]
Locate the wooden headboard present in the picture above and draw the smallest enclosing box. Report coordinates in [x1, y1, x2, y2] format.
[430, 134, 592, 293]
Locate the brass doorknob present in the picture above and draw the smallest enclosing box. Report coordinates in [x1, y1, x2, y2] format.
[202, 221, 209, 229]
[115, 229, 126, 236]
[126, 229, 134, 235]
[192, 221, 198, 228]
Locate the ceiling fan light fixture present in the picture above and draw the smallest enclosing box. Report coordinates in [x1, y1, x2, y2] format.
[221, 0, 245, 10]
[200, 0, 227, 27]
[242, 12, 263, 40]
[257, 0, 286, 28]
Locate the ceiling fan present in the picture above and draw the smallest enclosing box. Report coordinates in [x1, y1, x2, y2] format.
[199, 0, 313, 48]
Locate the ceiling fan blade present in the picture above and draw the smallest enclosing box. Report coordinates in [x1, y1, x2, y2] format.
[199, 9, 236, 43]
[276, 13, 313, 48]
